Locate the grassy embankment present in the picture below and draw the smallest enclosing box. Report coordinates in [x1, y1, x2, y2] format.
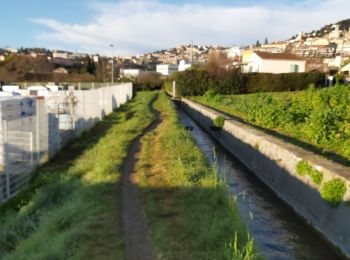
[136, 92, 259, 259]
[0, 91, 156, 259]
[192, 86, 350, 166]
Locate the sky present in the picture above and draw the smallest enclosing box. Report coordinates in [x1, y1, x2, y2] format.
[1, 0, 350, 56]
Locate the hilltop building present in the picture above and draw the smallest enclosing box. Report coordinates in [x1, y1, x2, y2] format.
[178, 60, 192, 72]
[243, 51, 306, 73]
[156, 64, 178, 76]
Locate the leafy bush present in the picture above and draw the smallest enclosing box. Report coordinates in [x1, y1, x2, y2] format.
[320, 178, 347, 207]
[296, 160, 323, 184]
[193, 85, 350, 165]
[134, 72, 163, 90]
[214, 116, 226, 129]
[173, 66, 326, 96]
[176, 68, 209, 96]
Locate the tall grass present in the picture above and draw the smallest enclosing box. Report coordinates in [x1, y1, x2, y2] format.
[0, 91, 156, 259]
[193, 85, 350, 166]
[137, 92, 260, 259]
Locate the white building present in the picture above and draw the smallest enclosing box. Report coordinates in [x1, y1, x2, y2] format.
[156, 64, 178, 76]
[52, 51, 70, 59]
[244, 51, 306, 73]
[341, 63, 350, 75]
[0, 55, 5, 62]
[226, 46, 244, 58]
[120, 69, 144, 78]
[324, 56, 343, 68]
[5, 48, 18, 53]
[178, 60, 192, 72]
[92, 55, 99, 63]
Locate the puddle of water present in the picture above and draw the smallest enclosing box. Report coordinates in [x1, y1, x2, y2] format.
[177, 108, 341, 260]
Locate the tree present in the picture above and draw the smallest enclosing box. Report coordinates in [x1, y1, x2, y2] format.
[256, 40, 261, 47]
[84, 57, 96, 75]
[206, 51, 231, 81]
[264, 37, 269, 45]
[175, 68, 209, 96]
[136, 72, 162, 90]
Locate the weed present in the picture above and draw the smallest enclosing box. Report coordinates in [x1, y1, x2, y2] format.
[296, 160, 323, 185]
[214, 116, 226, 129]
[192, 85, 350, 166]
[321, 178, 347, 207]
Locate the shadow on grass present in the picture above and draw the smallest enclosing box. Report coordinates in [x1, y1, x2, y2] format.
[0, 93, 142, 214]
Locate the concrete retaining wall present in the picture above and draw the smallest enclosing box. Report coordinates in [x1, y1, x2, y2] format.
[179, 98, 350, 258]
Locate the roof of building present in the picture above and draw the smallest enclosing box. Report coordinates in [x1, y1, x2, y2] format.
[341, 62, 350, 71]
[254, 51, 305, 61]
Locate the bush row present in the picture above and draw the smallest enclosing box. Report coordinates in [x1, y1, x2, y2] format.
[192, 85, 350, 165]
[173, 68, 326, 96]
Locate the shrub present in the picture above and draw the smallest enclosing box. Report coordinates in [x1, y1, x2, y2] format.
[174, 66, 326, 96]
[134, 72, 163, 90]
[296, 160, 323, 184]
[320, 178, 347, 207]
[176, 68, 209, 96]
[213, 116, 225, 129]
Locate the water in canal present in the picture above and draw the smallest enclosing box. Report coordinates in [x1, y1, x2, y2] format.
[176, 107, 341, 260]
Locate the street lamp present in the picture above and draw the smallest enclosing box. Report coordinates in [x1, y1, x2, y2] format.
[110, 44, 115, 84]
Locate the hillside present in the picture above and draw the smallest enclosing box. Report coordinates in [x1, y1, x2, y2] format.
[315, 18, 350, 37]
[0, 55, 95, 83]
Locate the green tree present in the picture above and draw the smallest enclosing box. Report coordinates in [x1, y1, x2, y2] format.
[176, 68, 209, 96]
[84, 57, 96, 75]
[264, 37, 269, 45]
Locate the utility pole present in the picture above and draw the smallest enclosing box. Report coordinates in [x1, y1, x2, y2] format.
[190, 41, 193, 64]
[340, 30, 345, 68]
[110, 44, 115, 84]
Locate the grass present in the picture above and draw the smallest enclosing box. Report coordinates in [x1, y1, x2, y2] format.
[214, 116, 226, 129]
[136, 91, 260, 259]
[296, 160, 323, 185]
[0, 91, 156, 259]
[192, 86, 350, 166]
[320, 178, 347, 207]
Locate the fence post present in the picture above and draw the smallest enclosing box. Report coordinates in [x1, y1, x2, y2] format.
[36, 99, 40, 164]
[3, 121, 10, 199]
[29, 132, 34, 169]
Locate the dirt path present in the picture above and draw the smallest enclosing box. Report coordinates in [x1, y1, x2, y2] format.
[120, 95, 161, 260]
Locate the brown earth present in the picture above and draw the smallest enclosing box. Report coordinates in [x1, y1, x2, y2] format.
[120, 95, 161, 260]
[0, 55, 95, 83]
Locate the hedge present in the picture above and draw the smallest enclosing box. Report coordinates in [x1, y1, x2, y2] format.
[173, 68, 326, 96]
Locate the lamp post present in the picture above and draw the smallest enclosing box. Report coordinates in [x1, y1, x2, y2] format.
[110, 44, 115, 84]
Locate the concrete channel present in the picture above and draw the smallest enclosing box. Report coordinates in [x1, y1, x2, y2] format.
[174, 98, 348, 259]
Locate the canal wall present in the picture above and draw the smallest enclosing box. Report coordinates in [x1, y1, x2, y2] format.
[179, 97, 350, 258]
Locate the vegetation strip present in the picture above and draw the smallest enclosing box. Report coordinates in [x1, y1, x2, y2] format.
[192, 85, 350, 166]
[0, 91, 156, 259]
[136, 92, 260, 259]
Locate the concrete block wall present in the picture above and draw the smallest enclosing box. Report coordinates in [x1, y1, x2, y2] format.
[0, 83, 133, 204]
[179, 98, 350, 258]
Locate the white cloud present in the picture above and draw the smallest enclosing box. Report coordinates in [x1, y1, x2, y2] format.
[31, 0, 350, 55]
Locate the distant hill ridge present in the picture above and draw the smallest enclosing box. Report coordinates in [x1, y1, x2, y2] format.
[315, 18, 350, 36]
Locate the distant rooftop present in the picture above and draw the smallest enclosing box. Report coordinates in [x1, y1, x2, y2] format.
[254, 51, 305, 61]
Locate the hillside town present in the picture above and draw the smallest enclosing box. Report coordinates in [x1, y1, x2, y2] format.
[1, 19, 350, 84]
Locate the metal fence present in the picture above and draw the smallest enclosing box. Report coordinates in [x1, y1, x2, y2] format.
[0, 128, 35, 203]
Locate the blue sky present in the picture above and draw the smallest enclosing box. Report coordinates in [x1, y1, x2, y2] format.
[1, 0, 349, 55]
